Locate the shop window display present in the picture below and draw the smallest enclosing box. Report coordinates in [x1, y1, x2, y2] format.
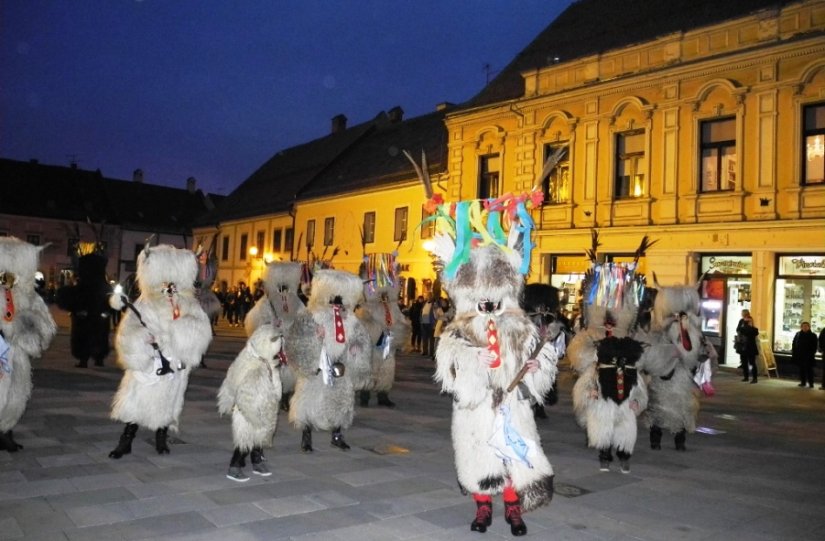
[774, 278, 825, 353]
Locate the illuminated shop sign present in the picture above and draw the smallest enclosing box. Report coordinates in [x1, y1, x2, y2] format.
[778, 255, 825, 276]
[700, 255, 751, 275]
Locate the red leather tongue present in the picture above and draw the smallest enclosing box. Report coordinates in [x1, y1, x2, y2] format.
[3, 289, 14, 322]
[680, 321, 692, 351]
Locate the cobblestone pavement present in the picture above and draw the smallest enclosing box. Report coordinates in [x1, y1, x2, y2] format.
[1, 308, 824, 540]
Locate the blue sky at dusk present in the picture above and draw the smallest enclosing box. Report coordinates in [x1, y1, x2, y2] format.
[1, 1, 573, 195]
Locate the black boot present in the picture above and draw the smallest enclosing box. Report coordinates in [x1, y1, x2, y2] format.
[675, 429, 687, 451]
[359, 390, 371, 407]
[504, 499, 528, 536]
[650, 425, 662, 450]
[301, 427, 313, 453]
[155, 426, 170, 454]
[470, 499, 493, 533]
[280, 392, 292, 412]
[331, 427, 350, 450]
[109, 423, 138, 459]
[250, 446, 271, 476]
[376, 391, 395, 408]
[532, 402, 547, 419]
[598, 448, 613, 471]
[227, 447, 249, 482]
[617, 449, 631, 474]
[0, 430, 23, 452]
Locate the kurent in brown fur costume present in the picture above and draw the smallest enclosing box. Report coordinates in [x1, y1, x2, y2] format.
[0, 238, 57, 452]
[417, 175, 557, 534]
[568, 236, 653, 474]
[244, 260, 304, 411]
[284, 269, 371, 452]
[356, 253, 411, 408]
[108, 244, 212, 458]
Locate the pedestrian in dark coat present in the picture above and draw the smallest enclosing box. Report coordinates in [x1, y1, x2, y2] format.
[408, 296, 424, 352]
[738, 316, 759, 383]
[57, 253, 111, 367]
[793, 322, 818, 388]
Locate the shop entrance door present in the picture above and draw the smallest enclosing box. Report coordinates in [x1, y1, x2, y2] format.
[724, 277, 752, 366]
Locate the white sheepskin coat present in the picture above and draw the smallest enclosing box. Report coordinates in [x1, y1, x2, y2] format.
[0, 238, 57, 431]
[217, 326, 283, 452]
[244, 261, 306, 397]
[434, 245, 557, 512]
[110, 245, 212, 432]
[286, 269, 371, 431]
[355, 284, 411, 392]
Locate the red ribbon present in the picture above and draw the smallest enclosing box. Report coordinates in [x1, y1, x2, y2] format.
[3, 289, 14, 322]
[383, 301, 392, 327]
[169, 297, 180, 320]
[333, 305, 345, 343]
[487, 318, 500, 368]
[281, 293, 289, 314]
[616, 369, 625, 401]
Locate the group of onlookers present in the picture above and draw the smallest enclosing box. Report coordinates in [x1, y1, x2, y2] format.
[215, 282, 262, 327]
[736, 308, 825, 389]
[404, 294, 454, 358]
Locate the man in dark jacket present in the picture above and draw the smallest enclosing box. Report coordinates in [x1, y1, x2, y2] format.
[739, 316, 760, 383]
[793, 322, 819, 388]
[408, 296, 424, 352]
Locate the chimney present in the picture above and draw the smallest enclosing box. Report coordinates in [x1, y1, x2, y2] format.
[133, 169, 144, 183]
[331, 114, 347, 134]
[388, 106, 404, 123]
[436, 102, 455, 112]
[186, 176, 196, 194]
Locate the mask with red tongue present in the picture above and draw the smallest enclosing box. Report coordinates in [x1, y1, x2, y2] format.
[678, 312, 692, 351]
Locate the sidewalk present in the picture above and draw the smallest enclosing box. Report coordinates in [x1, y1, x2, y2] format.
[1, 313, 824, 540]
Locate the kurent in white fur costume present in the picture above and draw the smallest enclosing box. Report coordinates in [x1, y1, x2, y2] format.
[244, 261, 304, 409]
[0, 238, 57, 452]
[218, 325, 284, 481]
[108, 244, 212, 458]
[639, 281, 709, 451]
[285, 269, 371, 452]
[356, 253, 411, 408]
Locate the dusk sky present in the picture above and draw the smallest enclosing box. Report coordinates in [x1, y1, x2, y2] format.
[1, 1, 573, 196]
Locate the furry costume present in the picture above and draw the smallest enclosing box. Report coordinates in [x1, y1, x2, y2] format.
[244, 260, 304, 409]
[57, 251, 111, 367]
[108, 244, 212, 458]
[217, 325, 284, 481]
[522, 283, 566, 418]
[285, 269, 371, 452]
[568, 237, 651, 474]
[639, 281, 705, 451]
[0, 238, 57, 452]
[411, 153, 558, 535]
[356, 253, 411, 408]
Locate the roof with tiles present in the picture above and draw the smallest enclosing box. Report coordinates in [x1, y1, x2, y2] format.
[211, 113, 385, 222]
[0, 158, 218, 235]
[467, 0, 802, 108]
[297, 108, 448, 200]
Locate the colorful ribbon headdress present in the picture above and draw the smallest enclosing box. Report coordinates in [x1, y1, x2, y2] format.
[404, 149, 558, 280]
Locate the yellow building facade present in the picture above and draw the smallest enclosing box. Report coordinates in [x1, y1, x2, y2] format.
[444, 1, 825, 366]
[291, 179, 443, 298]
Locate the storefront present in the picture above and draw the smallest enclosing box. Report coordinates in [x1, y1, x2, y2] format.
[546, 253, 649, 323]
[773, 255, 825, 355]
[698, 254, 752, 366]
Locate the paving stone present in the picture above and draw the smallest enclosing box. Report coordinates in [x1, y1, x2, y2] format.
[0, 517, 24, 540]
[199, 502, 273, 527]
